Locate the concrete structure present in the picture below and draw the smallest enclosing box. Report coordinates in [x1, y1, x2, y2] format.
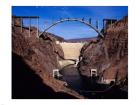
[57, 42, 85, 68]
[103, 18, 117, 33]
[52, 69, 62, 78]
[55, 41, 60, 44]
[60, 42, 84, 60]
[40, 18, 104, 38]
[12, 16, 39, 38]
[59, 60, 75, 68]
[74, 58, 79, 67]
[90, 69, 97, 77]
[101, 78, 116, 84]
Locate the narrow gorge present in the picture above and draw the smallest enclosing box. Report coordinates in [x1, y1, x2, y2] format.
[12, 16, 128, 99]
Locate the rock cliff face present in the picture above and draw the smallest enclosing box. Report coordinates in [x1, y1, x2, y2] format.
[12, 26, 62, 75]
[78, 16, 128, 83]
[12, 16, 128, 98]
[12, 17, 83, 98]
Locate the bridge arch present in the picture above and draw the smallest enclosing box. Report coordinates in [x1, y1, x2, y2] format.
[39, 18, 104, 38]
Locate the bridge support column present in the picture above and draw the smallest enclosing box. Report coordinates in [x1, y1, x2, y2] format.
[89, 18, 92, 24]
[12, 17, 14, 26]
[29, 18, 31, 37]
[20, 17, 23, 32]
[103, 19, 105, 34]
[96, 20, 98, 29]
[111, 20, 112, 28]
[37, 18, 39, 38]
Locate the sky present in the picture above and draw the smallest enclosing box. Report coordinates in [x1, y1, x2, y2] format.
[12, 6, 128, 39]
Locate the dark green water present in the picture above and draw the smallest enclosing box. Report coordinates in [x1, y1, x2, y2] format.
[60, 65, 128, 99]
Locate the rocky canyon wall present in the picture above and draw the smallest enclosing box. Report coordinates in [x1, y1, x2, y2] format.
[78, 16, 128, 84]
[12, 17, 83, 98]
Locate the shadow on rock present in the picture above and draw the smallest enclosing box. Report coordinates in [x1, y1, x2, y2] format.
[12, 52, 77, 99]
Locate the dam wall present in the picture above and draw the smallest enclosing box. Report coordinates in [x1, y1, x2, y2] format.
[59, 42, 85, 60]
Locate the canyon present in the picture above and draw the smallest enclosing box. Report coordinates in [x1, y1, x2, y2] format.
[12, 16, 128, 99]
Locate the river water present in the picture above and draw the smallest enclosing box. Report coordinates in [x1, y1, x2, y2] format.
[59, 65, 106, 92]
[60, 65, 84, 90]
[59, 65, 128, 99]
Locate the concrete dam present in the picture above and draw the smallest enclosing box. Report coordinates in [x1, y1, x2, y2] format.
[58, 42, 85, 68]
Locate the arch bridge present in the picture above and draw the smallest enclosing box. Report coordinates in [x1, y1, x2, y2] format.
[39, 18, 104, 38]
[39, 18, 108, 69]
